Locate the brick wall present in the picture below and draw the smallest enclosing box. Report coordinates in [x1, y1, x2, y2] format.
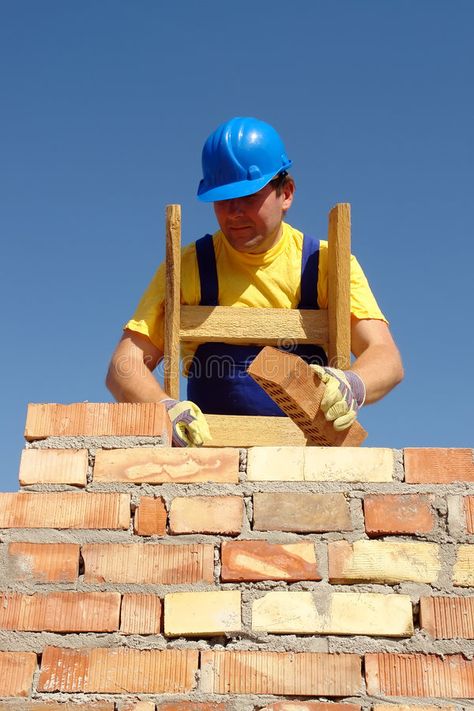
[0, 404, 473, 710]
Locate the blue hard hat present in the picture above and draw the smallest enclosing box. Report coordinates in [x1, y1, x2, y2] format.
[197, 117, 292, 202]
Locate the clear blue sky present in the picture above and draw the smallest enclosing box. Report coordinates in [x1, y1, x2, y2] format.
[1, 0, 473, 492]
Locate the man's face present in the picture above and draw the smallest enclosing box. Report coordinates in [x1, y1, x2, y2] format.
[213, 179, 294, 253]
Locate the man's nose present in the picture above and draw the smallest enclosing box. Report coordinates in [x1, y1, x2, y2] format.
[226, 198, 244, 215]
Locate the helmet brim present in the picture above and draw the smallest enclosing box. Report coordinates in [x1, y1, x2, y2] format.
[197, 161, 292, 203]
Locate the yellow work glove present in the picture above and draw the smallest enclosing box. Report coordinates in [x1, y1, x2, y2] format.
[160, 398, 212, 447]
[310, 366, 366, 431]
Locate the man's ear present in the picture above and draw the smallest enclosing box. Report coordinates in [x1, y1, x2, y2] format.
[281, 179, 295, 211]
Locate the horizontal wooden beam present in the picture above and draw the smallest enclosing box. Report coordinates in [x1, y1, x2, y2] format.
[180, 306, 328, 345]
[203, 414, 308, 447]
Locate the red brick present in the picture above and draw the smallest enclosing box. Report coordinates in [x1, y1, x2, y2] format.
[260, 705, 361, 711]
[364, 494, 433, 536]
[221, 540, 320, 582]
[0, 651, 36, 696]
[200, 651, 362, 695]
[0, 492, 130, 529]
[404, 448, 474, 483]
[24, 402, 171, 440]
[420, 596, 474, 638]
[169, 495, 243, 534]
[253, 492, 350, 532]
[38, 646, 198, 693]
[157, 704, 226, 710]
[94, 447, 239, 483]
[247, 346, 367, 446]
[134, 496, 167, 536]
[7, 542, 79, 582]
[82, 543, 214, 584]
[465, 496, 474, 533]
[19, 448, 89, 486]
[365, 653, 474, 697]
[0, 592, 120, 632]
[120, 593, 162, 634]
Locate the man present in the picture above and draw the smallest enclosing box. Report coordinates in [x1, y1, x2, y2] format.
[106, 117, 403, 446]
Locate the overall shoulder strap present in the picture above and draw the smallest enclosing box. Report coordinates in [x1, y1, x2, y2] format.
[298, 233, 320, 309]
[195, 233, 219, 306]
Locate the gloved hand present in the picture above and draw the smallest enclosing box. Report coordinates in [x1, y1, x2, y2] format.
[160, 398, 212, 447]
[310, 365, 366, 431]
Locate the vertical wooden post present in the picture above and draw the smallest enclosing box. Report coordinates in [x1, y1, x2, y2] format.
[327, 203, 351, 370]
[164, 204, 181, 399]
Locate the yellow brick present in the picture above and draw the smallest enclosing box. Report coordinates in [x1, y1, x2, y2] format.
[252, 592, 413, 636]
[164, 591, 241, 637]
[247, 446, 304, 481]
[19, 449, 89, 486]
[304, 447, 394, 482]
[453, 545, 474, 586]
[329, 540, 441, 584]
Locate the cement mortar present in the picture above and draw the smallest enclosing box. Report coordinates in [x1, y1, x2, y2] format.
[26, 436, 170, 454]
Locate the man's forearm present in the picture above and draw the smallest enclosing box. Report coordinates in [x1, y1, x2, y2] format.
[106, 357, 169, 403]
[351, 343, 404, 404]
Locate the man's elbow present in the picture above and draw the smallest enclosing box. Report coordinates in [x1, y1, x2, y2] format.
[105, 357, 124, 401]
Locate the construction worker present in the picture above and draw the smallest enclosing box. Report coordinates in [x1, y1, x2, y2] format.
[106, 117, 403, 446]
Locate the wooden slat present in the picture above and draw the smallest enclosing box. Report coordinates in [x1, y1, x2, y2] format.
[180, 305, 328, 345]
[164, 204, 181, 399]
[328, 203, 351, 369]
[203, 414, 308, 447]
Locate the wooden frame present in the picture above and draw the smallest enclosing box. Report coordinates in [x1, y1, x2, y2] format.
[164, 203, 352, 446]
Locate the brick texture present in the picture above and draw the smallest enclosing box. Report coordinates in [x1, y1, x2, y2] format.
[169, 495, 243, 535]
[0, 592, 120, 632]
[94, 447, 239, 483]
[260, 705, 361, 711]
[365, 652, 474, 697]
[304, 447, 394, 482]
[465, 496, 474, 533]
[221, 540, 320, 582]
[404, 448, 474, 483]
[19, 448, 88, 486]
[329, 540, 440, 584]
[24, 402, 171, 440]
[200, 650, 362, 695]
[247, 347, 367, 446]
[121, 703, 156, 711]
[247, 446, 305, 481]
[373, 706, 456, 711]
[82, 543, 214, 584]
[157, 704, 227, 710]
[134, 496, 167, 536]
[38, 646, 198, 693]
[120, 593, 162, 634]
[420, 596, 474, 638]
[0, 651, 36, 697]
[164, 591, 241, 636]
[0, 492, 130, 529]
[364, 494, 433, 536]
[252, 591, 413, 636]
[0, 704, 114, 710]
[253, 492, 351, 532]
[7, 542, 79, 582]
[453, 545, 474, 586]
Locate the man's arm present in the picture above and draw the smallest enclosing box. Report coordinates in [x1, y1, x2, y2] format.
[105, 329, 168, 403]
[350, 317, 404, 404]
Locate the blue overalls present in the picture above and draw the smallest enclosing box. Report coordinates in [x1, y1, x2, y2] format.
[187, 233, 328, 416]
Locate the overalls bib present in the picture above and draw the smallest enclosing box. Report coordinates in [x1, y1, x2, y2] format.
[187, 233, 328, 416]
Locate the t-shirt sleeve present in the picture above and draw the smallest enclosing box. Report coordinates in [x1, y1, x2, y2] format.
[317, 242, 387, 322]
[124, 261, 166, 351]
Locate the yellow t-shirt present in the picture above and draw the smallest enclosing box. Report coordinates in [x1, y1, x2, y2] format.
[125, 222, 386, 369]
